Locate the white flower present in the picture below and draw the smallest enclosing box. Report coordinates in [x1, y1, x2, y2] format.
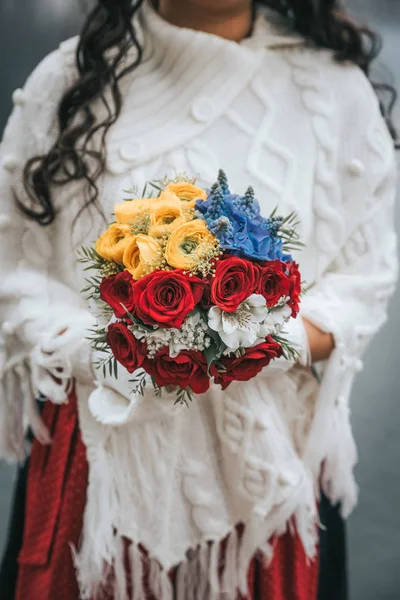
[168, 335, 190, 358]
[130, 311, 211, 358]
[208, 294, 269, 352]
[265, 304, 292, 333]
[130, 323, 167, 343]
[253, 303, 292, 343]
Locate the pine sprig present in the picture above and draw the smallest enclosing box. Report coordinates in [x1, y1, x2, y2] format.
[93, 347, 118, 379]
[86, 325, 115, 379]
[81, 278, 99, 300]
[77, 246, 106, 270]
[272, 333, 301, 363]
[129, 369, 147, 396]
[174, 387, 194, 407]
[300, 279, 312, 295]
[278, 211, 304, 252]
[268, 207, 304, 253]
[151, 377, 162, 397]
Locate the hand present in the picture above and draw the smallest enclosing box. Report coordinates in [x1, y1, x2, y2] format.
[88, 350, 178, 427]
[301, 318, 335, 363]
[33, 310, 97, 388]
[266, 313, 311, 375]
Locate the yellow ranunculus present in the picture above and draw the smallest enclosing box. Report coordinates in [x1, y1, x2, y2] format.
[150, 189, 181, 207]
[166, 219, 216, 270]
[165, 183, 207, 209]
[115, 199, 152, 224]
[148, 219, 185, 238]
[123, 234, 162, 280]
[95, 223, 133, 265]
[148, 192, 185, 237]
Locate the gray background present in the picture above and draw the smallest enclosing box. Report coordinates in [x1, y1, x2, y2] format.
[0, 1, 399, 598]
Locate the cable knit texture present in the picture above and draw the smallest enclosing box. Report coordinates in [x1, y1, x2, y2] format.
[0, 2, 398, 598]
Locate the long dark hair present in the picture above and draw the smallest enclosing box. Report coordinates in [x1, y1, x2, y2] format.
[21, 0, 397, 226]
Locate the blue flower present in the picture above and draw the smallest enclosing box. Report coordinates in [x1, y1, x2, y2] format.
[208, 216, 234, 243]
[223, 213, 279, 261]
[217, 169, 230, 195]
[231, 186, 260, 220]
[196, 174, 294, 262]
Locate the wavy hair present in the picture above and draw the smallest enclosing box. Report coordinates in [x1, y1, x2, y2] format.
[21, 0, 397, 226]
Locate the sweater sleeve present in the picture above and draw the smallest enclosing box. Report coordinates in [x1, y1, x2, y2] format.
[299, 76, 399, 516]
[0, 48, 95, 461]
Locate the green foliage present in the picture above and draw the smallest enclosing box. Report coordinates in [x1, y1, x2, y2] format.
[278, 211, 304, 253]
[174, 387, 194, 407]
[86, 325, 117, 378]
[204, 327, 227, 374]
[77, 245, 106, 271]
[272, 333, 300, 363]
[78, 246, 121, 301]
[268, 206, 304, 253]
[129, 370, 147, 396]
[151, 377, 162, 397]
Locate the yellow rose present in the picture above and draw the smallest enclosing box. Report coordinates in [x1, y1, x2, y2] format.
[166, 219, 216, 270]
[123, 234, 162, 280]
[165, 183, 207, 209]
[115, 199, 152, 224]
[95, 223, 133, 265]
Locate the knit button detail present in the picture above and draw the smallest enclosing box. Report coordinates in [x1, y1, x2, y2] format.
[12, 88, 26, 106]
[347, 158, 365, 176]
[119, 141, 143, 162]
[190, 98, 215, 123]
[335, 394, 346, 407]
[278, 469, 299, 487]
[3, 155, 18, 172]
[1, 320, 15, 335]
[0, 214, 10, 230]
[353, 358, 364, 373]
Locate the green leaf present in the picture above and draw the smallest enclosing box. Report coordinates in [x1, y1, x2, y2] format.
[204, 341, 222, 375]
[269, 205, 278, 218]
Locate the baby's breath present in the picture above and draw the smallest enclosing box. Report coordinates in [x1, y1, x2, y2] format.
[182, 206, 196, 222]
[130, 315, 212, 360]
[101, 262, 123, 278]
[159, 172, 199, 188]
[141, 231, 171, 275]
[129, 213, 151, 235]
[183, 238, 222, 278]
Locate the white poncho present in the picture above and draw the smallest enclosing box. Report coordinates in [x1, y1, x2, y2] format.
[0, 3, 398, 598]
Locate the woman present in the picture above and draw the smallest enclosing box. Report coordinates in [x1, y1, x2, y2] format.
[0, 0, 398, 598]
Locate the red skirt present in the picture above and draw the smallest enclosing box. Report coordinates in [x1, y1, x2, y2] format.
[16, 392, 319, 600]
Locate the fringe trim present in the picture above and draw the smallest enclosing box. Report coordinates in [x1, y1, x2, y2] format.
[0, 358, 51, 462]
[73, 478, 318, 600]
[0, 365, 26, 462]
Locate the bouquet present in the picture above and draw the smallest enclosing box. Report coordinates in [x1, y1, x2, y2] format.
[79, 171, 304, 404]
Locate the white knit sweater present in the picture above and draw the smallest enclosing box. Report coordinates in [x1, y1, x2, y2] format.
[0, 3, 398, 598]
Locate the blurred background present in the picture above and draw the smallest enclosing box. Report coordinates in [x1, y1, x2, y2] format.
[0, 1, 399, 598]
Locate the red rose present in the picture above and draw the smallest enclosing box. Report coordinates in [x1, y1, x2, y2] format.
[257, 260, 291, 307]
[286, 261, 301, 317]
[213, 336, 283, 390]
[100, 271, 135, 319]
[211, 256, 259, 313]
[106, 322, 147, 373]
[144, 348, 210, 394]
[133, 270, 205, 328]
